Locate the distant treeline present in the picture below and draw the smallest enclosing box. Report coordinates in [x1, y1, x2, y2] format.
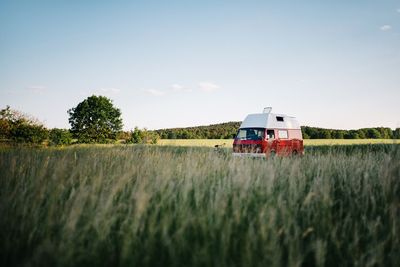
[2, 103, 399, 146]
[302, 126, 398, 139]
[154, 122, 241, 139]
[154, 122, 400, 139]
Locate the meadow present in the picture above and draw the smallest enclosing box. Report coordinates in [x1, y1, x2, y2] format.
[0, 144, 399, 267]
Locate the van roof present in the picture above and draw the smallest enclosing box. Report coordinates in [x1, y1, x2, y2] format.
[240, 112, 301, 130]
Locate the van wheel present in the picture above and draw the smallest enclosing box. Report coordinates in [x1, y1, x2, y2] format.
[292, 150, 298, 156]
[270, 151, 276, 158]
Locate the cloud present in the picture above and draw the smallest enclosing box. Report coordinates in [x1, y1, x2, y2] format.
[26, 85, 46, 94]
[145, 89, 166, 96]
[380, 25, 392, 31]
[198, 82, 221, 92]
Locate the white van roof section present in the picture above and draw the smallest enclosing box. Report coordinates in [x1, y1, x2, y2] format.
[240, 113, 301, 130]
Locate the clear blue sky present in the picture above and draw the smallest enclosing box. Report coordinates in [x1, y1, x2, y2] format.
[1, 0, 399, 130]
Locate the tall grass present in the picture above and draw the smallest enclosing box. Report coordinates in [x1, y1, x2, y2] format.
[0, 145, 399, 267]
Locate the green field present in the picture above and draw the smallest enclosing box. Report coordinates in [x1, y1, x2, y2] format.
[157, 138, 399, 147]
[1, 144, 399, 266]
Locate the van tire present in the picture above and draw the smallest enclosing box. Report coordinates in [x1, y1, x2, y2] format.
[270, 151, 276, 158]
[292, 150, 298, 156]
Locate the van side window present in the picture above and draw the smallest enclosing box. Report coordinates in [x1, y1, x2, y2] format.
[267, 130, 275, 139]
[278, 130, 288, 139]
[276, 116, 284, 122]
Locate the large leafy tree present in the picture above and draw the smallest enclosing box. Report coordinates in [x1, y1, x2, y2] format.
[68, 95, 123, 143]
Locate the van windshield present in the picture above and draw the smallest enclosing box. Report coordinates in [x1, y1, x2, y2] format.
[235, 128, 265, 141]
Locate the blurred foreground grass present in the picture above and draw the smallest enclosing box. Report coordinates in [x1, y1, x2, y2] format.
[0, 144, 399, 266]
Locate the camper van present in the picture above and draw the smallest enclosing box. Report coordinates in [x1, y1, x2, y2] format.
[233, 108, 304, 157]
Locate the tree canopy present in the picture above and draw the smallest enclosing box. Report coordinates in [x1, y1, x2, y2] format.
[68, 95, 123, 143]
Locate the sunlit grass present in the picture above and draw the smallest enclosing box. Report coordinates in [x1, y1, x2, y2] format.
[304, 138, 398, 146]
[0, 145, 399, 266]
[157, 139, 232, 147]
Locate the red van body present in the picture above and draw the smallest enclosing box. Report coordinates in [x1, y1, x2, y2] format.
[233, 109, 304, 157]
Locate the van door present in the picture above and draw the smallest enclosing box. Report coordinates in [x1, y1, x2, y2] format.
[266, 129, 277, 154]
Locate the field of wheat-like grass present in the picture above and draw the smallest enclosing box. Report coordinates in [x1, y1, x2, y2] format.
[0, 144, 399, 266]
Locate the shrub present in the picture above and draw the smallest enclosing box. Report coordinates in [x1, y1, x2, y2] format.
[1, 106, 49, 144]
[0, 118, 12, 140]
[11, 123, 48, 144]
[128, 127, 159, 144]
[49, 128, 73, 146]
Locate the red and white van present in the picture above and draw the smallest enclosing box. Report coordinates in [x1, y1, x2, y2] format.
[233, 108, 304, 157]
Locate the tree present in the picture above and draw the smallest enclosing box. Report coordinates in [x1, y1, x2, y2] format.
[332, 130, 344, 139]
[357, 129, 367, 139]
[377, 127, 393, 139]
[319, 129, 332, 139]
[365, 128, 381, 139]
[68, 95, 123, 143]
[302, 132, 310, 139]
[393, 128, 400, 139]
[167, 131, 177, 139]
[344, 130, 358, 139]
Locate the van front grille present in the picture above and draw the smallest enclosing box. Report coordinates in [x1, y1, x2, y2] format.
[233, 144, 262, 153]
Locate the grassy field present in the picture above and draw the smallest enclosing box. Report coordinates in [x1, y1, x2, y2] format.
[1, 144, 399, 266]
[157, 139, 399, 147]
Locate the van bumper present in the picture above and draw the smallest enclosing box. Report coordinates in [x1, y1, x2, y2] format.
[232, 153, 266, 158]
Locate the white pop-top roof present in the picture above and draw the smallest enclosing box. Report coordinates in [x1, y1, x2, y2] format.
[240, 111, 301, 130]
